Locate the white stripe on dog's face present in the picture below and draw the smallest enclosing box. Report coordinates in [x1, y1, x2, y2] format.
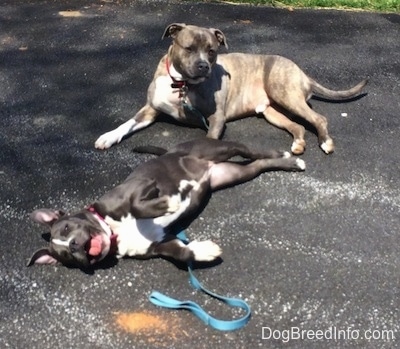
[52, 237, 72, 247]
[47, 215, 111, 268]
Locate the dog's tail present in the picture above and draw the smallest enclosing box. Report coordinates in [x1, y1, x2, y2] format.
[132, 145, 168, 156]
[311, 78, 368, 100]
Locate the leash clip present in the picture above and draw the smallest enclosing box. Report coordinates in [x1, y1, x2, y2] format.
[178, 85, 189, 101]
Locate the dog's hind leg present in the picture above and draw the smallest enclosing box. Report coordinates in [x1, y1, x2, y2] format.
[173, 138, 287, 161]
[283, 100, 334, 154]
[209, 156, 305, 190]
[267, 96, 334, 154]
[262, 105, 306, 155]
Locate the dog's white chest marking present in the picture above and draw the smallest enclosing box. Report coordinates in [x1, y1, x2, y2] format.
[152, 76, 182, 118]
[105, 193, 192, 258]
[106, 214, 165, 257]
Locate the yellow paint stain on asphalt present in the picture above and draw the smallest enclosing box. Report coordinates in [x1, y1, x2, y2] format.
[114, 311, 188, 346]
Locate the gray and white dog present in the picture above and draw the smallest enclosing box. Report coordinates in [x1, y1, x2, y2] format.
[28, 138, 305, 269]
[95, 23, 367, 155]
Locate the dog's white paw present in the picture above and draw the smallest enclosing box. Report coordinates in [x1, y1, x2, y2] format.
[291, 139, 306, 155]
[188, 240, 222, 261]
[296, 158, 306, 170]
[320, 138, 335, 154]
[95, 130, 122, 150]
[166, 195, 181, 213]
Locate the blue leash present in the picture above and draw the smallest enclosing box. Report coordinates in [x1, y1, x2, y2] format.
[149, 231, 251, 331]
[182, 101, 209, 130]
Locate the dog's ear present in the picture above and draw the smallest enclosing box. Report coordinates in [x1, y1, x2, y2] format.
[27, 248, 59, 266]
[30, 209, 65, 227]
[210, 28, 228, 49]
[162, 23, 186, 39]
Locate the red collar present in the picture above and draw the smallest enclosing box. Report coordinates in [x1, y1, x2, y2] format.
[109, 234, 118, 256]
[166, 56, 186, 89]
[87, 206, 118, 256]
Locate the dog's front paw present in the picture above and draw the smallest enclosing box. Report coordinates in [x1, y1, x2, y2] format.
[188, 240, 222, 262]
[166, 195, 181, 213]
[295, 158, 306, 171]
[95, 130, 123, 150]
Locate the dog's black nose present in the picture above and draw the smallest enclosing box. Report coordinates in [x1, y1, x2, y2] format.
[69, 239, 79, 253]
[197, 61, 209, 74]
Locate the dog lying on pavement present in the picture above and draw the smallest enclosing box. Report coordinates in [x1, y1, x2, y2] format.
[28, 138, 305, 269]
[95, 23, 367, 155]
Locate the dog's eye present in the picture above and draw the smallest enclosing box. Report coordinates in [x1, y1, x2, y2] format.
[208, 49, 215, 56]
[64, 224, 69, 232]
[185, 47, 192, 53]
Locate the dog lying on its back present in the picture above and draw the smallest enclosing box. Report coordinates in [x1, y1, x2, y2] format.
[28, 138, 305, 270]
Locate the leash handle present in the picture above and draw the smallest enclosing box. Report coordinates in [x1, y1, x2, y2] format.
[149, 231, 251, 331]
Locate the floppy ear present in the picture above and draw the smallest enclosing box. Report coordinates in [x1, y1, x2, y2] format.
[162, 23, 186, 39]
[210, 28, 228, 49]
[27, 248, 59, 266]
[30, 209, 65, 227]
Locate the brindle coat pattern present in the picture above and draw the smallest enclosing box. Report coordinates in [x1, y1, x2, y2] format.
[95, 23, 367, 154]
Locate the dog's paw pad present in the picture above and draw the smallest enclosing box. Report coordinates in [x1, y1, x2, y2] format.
[188, 240, 222, 261]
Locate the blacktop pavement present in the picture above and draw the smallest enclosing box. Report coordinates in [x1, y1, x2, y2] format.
[0, 1, 399, 348]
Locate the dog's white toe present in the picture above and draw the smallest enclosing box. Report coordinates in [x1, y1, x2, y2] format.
[188, 240, 222, 261]
[296, 158, 306, 170]
[320, 139, 335, 154]
[167, 195, 181, 213]
[95, 131, 122, 150]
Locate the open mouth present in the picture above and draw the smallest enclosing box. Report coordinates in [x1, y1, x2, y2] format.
[87, 234, 103, 257]
[85, 234, 105, 264]
[84, 232, 116, 265]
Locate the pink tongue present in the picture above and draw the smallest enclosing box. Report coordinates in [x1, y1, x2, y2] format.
[88, 235, 103, 257]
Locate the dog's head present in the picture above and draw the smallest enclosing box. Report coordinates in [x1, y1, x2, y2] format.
[27, 209, 114, 269]
[163, 23, 227, 84]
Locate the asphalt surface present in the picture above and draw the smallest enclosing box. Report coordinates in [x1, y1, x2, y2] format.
[1, 1, 399, 348]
